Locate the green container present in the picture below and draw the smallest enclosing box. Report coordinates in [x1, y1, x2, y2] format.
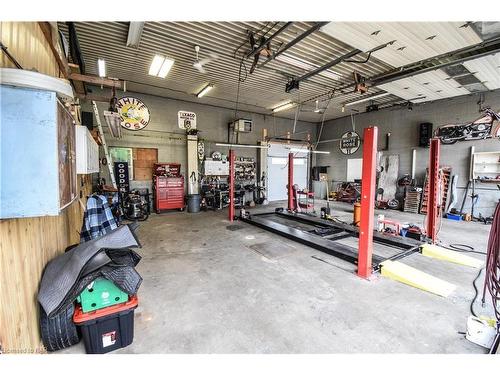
[77, 278, 129, 313]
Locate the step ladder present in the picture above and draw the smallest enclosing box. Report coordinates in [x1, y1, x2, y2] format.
[92, 100, 117, 188]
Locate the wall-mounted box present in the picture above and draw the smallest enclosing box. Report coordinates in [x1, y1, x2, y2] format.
[76, 125, 99, 174]
[204, 160, 229, 176]
[230, 119, 252, 133]
[0, 85, 77, 218]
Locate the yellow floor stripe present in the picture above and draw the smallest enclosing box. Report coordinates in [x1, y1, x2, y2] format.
[380, 260, 456, 297]
[421, 244, 484, 268]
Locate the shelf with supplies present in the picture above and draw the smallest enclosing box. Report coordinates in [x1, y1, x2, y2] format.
[235, 157, 256, 181]
[472, 150, 500, 181]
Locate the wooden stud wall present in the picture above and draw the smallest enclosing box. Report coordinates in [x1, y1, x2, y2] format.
[0, 22, 61, 77]
[0, 22, 91, 353]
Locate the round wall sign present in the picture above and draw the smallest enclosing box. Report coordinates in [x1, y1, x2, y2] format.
[116, 97, 151, 131]
[339, 131, 361, 155]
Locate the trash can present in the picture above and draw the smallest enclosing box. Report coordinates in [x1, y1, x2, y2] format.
[73, 295, 138, 354]
[187, 194, 201, 213]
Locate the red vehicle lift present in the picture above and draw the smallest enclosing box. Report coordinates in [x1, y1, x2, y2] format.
[229, 149, 235, 222]
[357, 126, 377, 278]
[287, 152, 294, 211]
[426, 138, 441, 244]
[240, 126, 422, 278]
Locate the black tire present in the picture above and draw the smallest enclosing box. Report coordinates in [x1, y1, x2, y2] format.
[39, 303, 80, 352]
[440, 138, 457, 145]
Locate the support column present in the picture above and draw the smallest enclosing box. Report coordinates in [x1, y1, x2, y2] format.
[288, 152, 294, 211]
[229, 149, 235, 222]
[358, 126, 378, 279]
[427, 138, 440, 244]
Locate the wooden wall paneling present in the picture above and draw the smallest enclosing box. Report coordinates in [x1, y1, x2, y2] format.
[133, 148, 158, 181]
[0, 22, 91, 353]
[0, 176, 90, 353]
[0, 22, 60, 76]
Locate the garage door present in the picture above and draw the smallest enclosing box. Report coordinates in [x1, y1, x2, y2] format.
[267, 143, 308, 202]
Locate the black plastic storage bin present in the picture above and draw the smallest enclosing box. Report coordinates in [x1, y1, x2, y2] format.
[73, 295, 138, 354]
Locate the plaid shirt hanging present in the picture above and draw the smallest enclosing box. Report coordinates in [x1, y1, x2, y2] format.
[80, 194, 118, 243]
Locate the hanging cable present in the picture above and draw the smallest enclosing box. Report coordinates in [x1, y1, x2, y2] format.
[314, 92, 334, 149]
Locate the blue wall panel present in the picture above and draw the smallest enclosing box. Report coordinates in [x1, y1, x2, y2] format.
[1, 85, 59, 218]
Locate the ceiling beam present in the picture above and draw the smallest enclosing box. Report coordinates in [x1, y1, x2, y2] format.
[126, 22, 145, 48]
[38, 22, 70, 78]
[76, 93, 110, 102]
[295, 40, 395, 84]
[258, 22, 329, 69]
[69, 72, 123, 89]
[246, 22, 293, 59]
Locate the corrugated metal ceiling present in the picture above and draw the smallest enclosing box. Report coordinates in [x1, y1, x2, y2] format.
[320, 22, 482, 68]
[58, 21, 498, 122]
[58, 21, 400, 122]
[463, 52, 500, 90]
[377, 70, 470, 103]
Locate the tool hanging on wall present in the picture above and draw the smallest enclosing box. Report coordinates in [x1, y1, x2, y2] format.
[92, 100, 117, 188]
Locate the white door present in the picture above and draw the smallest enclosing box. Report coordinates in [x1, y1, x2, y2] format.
[267, 143, 308, 201]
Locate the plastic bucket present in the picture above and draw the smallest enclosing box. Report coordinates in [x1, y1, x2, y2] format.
[187, 194, 201, 213]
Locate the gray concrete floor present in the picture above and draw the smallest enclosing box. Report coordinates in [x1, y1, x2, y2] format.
[61, 200, 494, 354]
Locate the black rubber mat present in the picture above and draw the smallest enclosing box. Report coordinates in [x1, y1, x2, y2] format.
[38, 225, 140, 317]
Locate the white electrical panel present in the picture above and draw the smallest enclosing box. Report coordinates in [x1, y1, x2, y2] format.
[76, 125, 99, 174]
[204, 160, 229, 176]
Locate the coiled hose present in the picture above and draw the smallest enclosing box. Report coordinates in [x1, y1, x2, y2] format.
[483, 202, 500, 323]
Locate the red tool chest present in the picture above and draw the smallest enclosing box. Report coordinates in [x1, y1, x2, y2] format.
[153, 163, 185, 213]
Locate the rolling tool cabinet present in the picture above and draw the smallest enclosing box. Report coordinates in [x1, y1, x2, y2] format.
[153, 163, 185, 213]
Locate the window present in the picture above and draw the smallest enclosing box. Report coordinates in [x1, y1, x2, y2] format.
[109, 147, 134, 180]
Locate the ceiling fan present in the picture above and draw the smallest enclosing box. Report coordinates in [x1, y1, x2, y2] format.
[193, 45, 218, 74]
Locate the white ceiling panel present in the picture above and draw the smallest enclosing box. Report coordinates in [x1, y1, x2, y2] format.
[463, 53, 500, 90]
[377, 70, 470, 103]
[321, 22, 482, 68]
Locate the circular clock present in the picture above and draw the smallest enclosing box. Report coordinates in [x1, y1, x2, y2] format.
[116, 97, 151, 131]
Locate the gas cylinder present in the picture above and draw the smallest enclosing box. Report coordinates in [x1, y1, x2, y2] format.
[353, 202, 361, 226]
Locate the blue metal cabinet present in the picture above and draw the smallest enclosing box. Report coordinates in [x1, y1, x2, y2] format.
[0, 85, 77, 218]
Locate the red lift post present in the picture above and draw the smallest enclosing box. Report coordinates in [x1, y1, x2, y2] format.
[287, 152, 294, 211]
[427, 138, 441, 244]
[228, 149, 235, 222]
[357, 126, 378, 279]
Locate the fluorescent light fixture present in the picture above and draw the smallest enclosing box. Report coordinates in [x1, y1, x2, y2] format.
[158, 58, 174, 78]
[215, 143, 268, 149]
[272, 101, 296, 113]
[345, 92, 390, 106]
[97, 59, 106, 77]
[276, 53, 340, 81]
[149, 55, 174, 78]
[197, 84, 214, 98]
[289, 147, 330, 154]
[126, 21, 145, 48]
[314, 100, 321, 113]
